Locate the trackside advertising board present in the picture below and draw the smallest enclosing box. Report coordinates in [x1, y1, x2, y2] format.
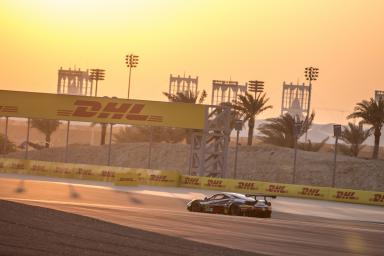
[0, 158, 28, 174]
[114, 172, 138, 186]
[286, 184, 329, 200]
[180, 175, 203, 188]
[0, 90, 206, 129]
[200, 177, 232, 191]
[0, 158, 383, 206]
[230, 179, 265, 193]
[328, 188, 371, 204]
[367, 191, 384, 206]
[136, 169, 180, 186]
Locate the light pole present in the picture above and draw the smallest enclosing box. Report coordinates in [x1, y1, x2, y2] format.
[233, 119, 242, 179]
[304, 67, 319, 141]
[332, 124, 342, 187]
[292, 117, 303, 184]
[248, 80, 264, 98]
[125, 54, 139, 99]
[89, 69, 105, 97]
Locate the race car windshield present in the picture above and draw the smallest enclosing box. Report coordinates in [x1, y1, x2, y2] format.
[230, 193, 255, 200]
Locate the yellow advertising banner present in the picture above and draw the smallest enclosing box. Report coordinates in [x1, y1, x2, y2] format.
[200, 177, 232, 191]
[229, 179, 264, 193]
[0, 158, 29, 174]
[28, 160, 55, 176]
[288, 184, 329, 200]
[135, 168, 180, 186]
[180, 175, 203, 189]
[259, 182, 292, 196]
[114, 172, 138, 186]
[328, 188, 369, 204]
[366, 191, 384, 206]
[0, 90, 206, 129]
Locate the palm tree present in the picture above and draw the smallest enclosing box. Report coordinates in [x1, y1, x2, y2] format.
[232, 92, 272, 146]
[258, 112, 315, 148]
[163, 89, 207, 104]
[163, 89, 207, 143]
[31, 119, 61, 148]
[347, 98, 384, 159]
[340, 122, 371, 157]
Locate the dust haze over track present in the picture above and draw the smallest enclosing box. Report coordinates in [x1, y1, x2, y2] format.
[1, 175, 383, 256]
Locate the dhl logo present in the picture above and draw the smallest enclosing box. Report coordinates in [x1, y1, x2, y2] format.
[11, 163, 25, 169]
[101, 170, 115, 177]
[237, 182, 257, 190]
[75, 168, 92, 176]
[266, 185, 288, 193]
[54, 167, 72, 174]
[299, 187, 322, 197]
[183, 177, 200, 185]
[335, 191, 358, 200]
[119, 177, 136, 182]
[57, 100, 163, 123]
[206, 179, 224, 188]
[369, 193, 384, 203]
[150, 175, 169, 182]
[31, 165, 46, 172]
[0, 105, 18, 113]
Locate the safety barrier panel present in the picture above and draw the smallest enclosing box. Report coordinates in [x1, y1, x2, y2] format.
[180, 175, 203, 189]
[137, 169, 180, 187]
[366, 191, 384, 206]
[228, 179, 265, 193]
[114, 172, 138, 186]
[0, 158, 383, 206]
[200, 177, 232, 191]
[287, 184, 329, 200]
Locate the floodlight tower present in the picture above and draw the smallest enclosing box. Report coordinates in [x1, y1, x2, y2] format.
[248, 80, 264, 98]
[304, 67, 319, 140]
[304, 67, 319, 119]
[125, 54, 139, 99]
[89, 69, 105, 97]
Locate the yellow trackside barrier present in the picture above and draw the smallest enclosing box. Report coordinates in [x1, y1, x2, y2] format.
[259, 182, 292, 196]
[0, 158, 29, 174]
[136, 168, 180, 186]
[200, 177, 232, 191]
[114, 172, 138, 186]
[49, 162, 77, 179]
[28, 160, 55, 177]
[0, 158, 383, 207]
[366, 191, 384, 206]
[328, 188, 370, 204]
[286, 184, 329, 200]
[229, 179, 265, 193]
[180, 175, 203, 189]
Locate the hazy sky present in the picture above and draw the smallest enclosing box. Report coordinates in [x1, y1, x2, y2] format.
[1, 0, 383, 124]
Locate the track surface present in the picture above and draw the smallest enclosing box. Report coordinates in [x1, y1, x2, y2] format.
[1, 175, 384, 256]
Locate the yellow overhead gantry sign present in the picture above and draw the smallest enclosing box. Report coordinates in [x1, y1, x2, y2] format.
[0, 90, 206, 129]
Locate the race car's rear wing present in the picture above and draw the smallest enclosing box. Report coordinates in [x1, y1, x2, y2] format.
[245, 194, 277, 199]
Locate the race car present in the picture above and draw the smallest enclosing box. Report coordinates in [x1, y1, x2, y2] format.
[187, 192, 276, 218]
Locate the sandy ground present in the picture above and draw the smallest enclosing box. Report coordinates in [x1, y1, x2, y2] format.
[6, 142, 384, 191]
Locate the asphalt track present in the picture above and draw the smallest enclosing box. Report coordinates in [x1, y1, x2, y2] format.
[1, 174, 383, 256]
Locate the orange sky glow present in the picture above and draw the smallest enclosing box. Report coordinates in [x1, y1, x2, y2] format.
[1, 0, 383, 124]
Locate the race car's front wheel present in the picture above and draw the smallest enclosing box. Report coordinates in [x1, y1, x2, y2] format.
[191, 202, 201, 212]
[229, 205, 241, 216]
